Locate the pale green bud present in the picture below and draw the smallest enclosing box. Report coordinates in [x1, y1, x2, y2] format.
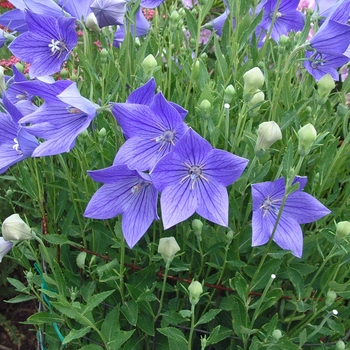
[188, 280, 203, 305]
[141, 54, 158, 79]
[158, 237, 181, 264]
[325, 290, 337, 306]
[255, 121, 282, 155]
[317, 74, 335, 104]
[192, 219, 203, 236]
[100, 48, 108, 64]
[224, 84, 236, 104]
[336, 221, 350, 241]
[272, 329, 282, 340]
[297, 123, 317, 156]
[98, 127, 107, 139]
[170, 11, 180, 29]
[243, 67, 264, 101]
[193, 60, 200, 80]
[336, 103, 349, 117]
[60, 68, 68, 79]
[279, 34, 289, 46]
[2, 214, 33, 241]
[76, 251, 87, 269]
[247, 89, 265, 116]
[226, 230, 234, 243]
[335, 340, 346, 350]
[200, 99, 211, 120]
[86, 12, 101, 33]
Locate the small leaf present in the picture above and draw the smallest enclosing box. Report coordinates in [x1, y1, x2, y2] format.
[157, 327, 188, 349]
[121, 299, 138, 326]
[195, 309, 221, 327]
[62, 326, 91, 344]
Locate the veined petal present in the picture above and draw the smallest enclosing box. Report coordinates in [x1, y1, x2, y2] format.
[203, 149, 248, 187]
[58, 0, 93, 21]
[284, 192, 331, 224]
[122, 183, 159, 248]
[140, 0, 165, 8]
[251, 178, 285, 211]
[196, 180, 228, 226]
[272, 214, 303, 258]
[0, 9, 27, 32]
[88, 164, 138, 184]
[252, 205, 275, 246]
[84, 183, 126, 219]
[91, 0, 126, 27]
[160, 182, 197, 229]
[10, 0, 64, 18]
[127, 78, 156, 104]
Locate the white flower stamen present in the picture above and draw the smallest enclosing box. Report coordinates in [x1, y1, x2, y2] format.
[180, 162, 209, 190]
[12, 138, 22, 155]
[48, 38, 68, 59]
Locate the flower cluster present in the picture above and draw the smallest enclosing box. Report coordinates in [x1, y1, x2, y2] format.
[84, 79, 249, 247]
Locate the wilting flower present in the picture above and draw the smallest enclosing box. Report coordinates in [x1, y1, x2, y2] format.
[112, 92, 188, 171]
[152, 128, 249, 229]
[2, 214, 32, 241]
[158, 237, 180, 264]
[9, 11, 78, 78]
[0, 238, 13, 262]
[255, 0, 305, 43]
[0, 93, 39, 174]
[251, 176, 330, 258]
[17, 80, 97, 156]
[84, 165, 159, 248]
[90, 0, 127, 27]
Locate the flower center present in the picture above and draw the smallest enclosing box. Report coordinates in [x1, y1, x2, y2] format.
[260, 196, 280, 217]
[310, 53, 324, 70]
[15, 92, 29, 101]
[269, 11, 282, 19]
[180, 163, 209, 190]
[48, 39, 68, 59]
[12, 138, 22, 155]
[153, 129, 176, 152]
[131, 180, 150, 194]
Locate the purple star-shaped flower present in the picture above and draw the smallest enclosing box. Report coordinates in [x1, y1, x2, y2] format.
[8, 11, 78, 78]
[0, 93, 39, 174]
[112, 91, 189, 171]
[17, 80, 97, 156]
[90, 0, 126, 27]
[251, 176, 331, 258]
[256, 0, 305, 42]
[126, 78, 187, 119]
[151, 128, 249, 229]
[84, 165, 159, 248]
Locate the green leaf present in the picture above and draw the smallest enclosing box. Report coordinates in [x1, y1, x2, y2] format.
[195, 309, 221, 327]
[230, 296, 248, 338]
[137, 313, 154, 336]
[62, 326, 91, 344]
[184, 8, 197, 41]
[101, 305, 120, 342]
[299, 328, 307, 347]
[157, 327, 188, 349]
[233, 272, 249, 303]
[7, 278, 27, 292]
[282, 138, 294, 179]
[24, 312, 62, 325]
[213, 35, 228, 80]
[80, 345, 104, 350]
[207, 325, 232, 345]
[5, 294, 36, 304]
[83, 289, 115, 315]
[108, 330, 135, 350]
[248, 259, 281, 291]
[121, 299, 138, 326]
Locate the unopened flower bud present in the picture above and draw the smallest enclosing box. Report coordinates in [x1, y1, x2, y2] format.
[192, 219, 203, 237]
[247, 89, 265, 116]
[336, 103, 349, 117]
[100, 48, 108, 64]
[26, 271, 34, 286]
[158, 237, 180, 264]
[255, 121, 282, 155]
[98, 127, 107, 140]
[170, 11, 180, 29]
[226, 230, 234, 243]
[200, 336, 207, 348]
[141, 54, 158, 80]
[336, 221, 350, 241]
[224, 84, 235, 104]
[76, 251, 87, 269]
[0, 238, 13, 262]
[272, 329, 282, 340]
[5, 189, 13, 198]
[243, 67, 264, 101]
[279, 35, 289, 46]
[325, 290, 337, 306]
[2, 214, 33, 241]
[86, 12, 101, 33]
[335, 340, 346, 350]
[60, 68, 68, 79]
[297, 123, 317, 156]
[317, 74, 335, 104]
[193, 59, 200, 80]
[188, 280, 203, 305]
[0, 66, 5, 94]
[200, 99, 211, 120]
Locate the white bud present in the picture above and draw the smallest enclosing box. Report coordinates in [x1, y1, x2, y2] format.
[243, 67, 264, 100]
[255, 121, 282, 155]
[158, 237, 180, 264]
[188, 280, 203, 305]
[85, 12, 101, 33]
[2, 214, 33, 241]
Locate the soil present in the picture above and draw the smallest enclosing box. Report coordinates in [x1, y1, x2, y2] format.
[0, 297, 38, 350]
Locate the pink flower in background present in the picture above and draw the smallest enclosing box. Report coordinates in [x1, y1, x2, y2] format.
[182, 0, 198, 9]
[297, 0, 315, 10]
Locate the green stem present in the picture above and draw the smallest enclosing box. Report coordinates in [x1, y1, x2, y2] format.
[119, 234, 126, 301]
[188, 303, 196, 350]
[154, 261, 170, 322]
